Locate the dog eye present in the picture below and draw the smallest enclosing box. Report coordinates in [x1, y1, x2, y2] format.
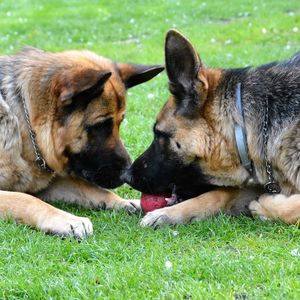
[86, 118, 113, 140]
[86, 118, 113, 130]
[101, 118, 113, 128]
[155, 130, 171, 139]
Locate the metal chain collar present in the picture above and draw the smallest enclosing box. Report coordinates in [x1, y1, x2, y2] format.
[21, 96, 53, 172]
[263, 95, 281, 194]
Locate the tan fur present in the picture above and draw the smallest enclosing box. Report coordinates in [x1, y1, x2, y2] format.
[0, 191, 93, 237]
[140, 189, 238, 226]
[38, 177, 139, 211]
[155, 67, 243, 185]
[249, 194, 300, 224]
[0, 47, 165, 238]
[139, 30, 300, 228]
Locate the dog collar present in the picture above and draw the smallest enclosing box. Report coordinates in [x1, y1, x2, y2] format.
[234, 83, 253, 175]
[0, 88, 53, 173]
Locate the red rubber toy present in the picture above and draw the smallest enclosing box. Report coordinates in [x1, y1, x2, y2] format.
[141, 193, 168, 213]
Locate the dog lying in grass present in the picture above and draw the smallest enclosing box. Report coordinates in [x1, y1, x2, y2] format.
[0, 46, 163, 237]
[124, 29, 300, 227]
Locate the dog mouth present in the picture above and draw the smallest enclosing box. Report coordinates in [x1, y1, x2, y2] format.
[122, 163, 217, 200]
[140, 185, 184, 207]
[123, 174, 175, 197]
[71, 168, 125, 189]
[165, 185, 183, 205]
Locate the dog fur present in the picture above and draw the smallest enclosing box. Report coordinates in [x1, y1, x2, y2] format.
[125, 29, 300, 227]
[0, 47, 163, 237]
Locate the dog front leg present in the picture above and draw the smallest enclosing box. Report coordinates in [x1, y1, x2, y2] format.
[39, 177, 140, 213]
[140, 188, 239, 227]
[0, 190, 93, 238]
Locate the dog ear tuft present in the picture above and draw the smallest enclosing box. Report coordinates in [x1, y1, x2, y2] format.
[117, 63, 164, 89]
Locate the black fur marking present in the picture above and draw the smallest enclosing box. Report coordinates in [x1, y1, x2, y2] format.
[124, 65, 164, 89]
[66, 118, 131, 189]
[61, 72, 111, 118]
[221, 57, 300, 131]
[85, 118, 113, 139]
[125, 131, 214, 199]
[153, 126, 173, 139]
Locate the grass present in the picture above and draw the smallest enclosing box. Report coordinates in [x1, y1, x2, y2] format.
[0, 0, 300, 299]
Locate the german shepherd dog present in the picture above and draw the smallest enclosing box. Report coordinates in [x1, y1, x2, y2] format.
[124, 29, 300, 227]
[0, 47, 163, 237]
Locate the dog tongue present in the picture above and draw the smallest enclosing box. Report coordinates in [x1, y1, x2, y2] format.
[140, 193, 169, 213]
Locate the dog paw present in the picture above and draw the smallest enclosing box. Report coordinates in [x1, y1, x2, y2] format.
[119, 199, 141, 213]
[249, 200, 270, 221]
[39, 213, 93, 239]
[140, 207, 179, 228]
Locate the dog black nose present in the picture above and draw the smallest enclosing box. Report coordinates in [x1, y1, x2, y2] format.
[120, 168, 133, 184]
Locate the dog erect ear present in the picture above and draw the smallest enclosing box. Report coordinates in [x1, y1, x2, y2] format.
[117, 63, 164, 89]
[165, 29, 205, 113]
[57, 69, 112, 104]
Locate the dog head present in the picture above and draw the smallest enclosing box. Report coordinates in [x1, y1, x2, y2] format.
[124, 30, 245, 198]
[27, 49, 163, 189]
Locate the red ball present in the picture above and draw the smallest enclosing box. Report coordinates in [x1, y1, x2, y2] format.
[141, 193, 168, 213]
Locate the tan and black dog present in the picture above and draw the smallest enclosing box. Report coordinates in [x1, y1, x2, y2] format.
[124, 29, 300, 227]
[0, 47, 163, 237]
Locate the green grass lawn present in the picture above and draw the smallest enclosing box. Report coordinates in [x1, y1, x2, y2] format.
[1, 0, 300, 299]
